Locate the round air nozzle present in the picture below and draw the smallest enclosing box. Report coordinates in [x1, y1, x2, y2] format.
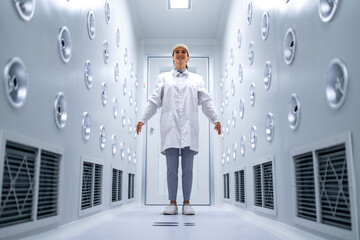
[54, 92, 67, 129]
[127, 147, 132, 163]
[237, 29, 242, 48]
[84, 60, 93, 89]
[114, 62, 119, 82]
[226, 120, 230, 134]
[122, 109, 126, 127]
[239, 98, 245, 119]
[319, 0, 338, 22]
[128, 118, 132, 134]
[326, 58, 348, 109]
[4, 57, 28, 108]
[238, 63, 244, 83]
[284, 29, 296, 65]
[250, 126, 257, 151]
[120, 142, 125, 159]
[288, 94, 300, 130]
[264, 61, 272, 90]
[230, 48, 234, 66]
[105, 1, 111, 24]
[82, 112, 91, 141]
[249, 83, 256, 107]
[113, 98, 118, 118]
[261, 12, 270, 40]
[240, 136, 246, 156]
[14, 0, 35, 21]
[233, 142, 237, 160]
[135, 76, 139, 89]
[130, 63, 134, 78]
[99, 125, 106, 150]
[232, 110, 237, 127]
[129, 90, 133, 105]
[221, 102, 224, 114]
[103, 40, 109, 64]
[112, 134, 117, 156]
[58, 26, 72, 63]
[225, 91, 229, 106]
[231, 79, 235, 96]
[116, 28, 120, 47]
[226, 147, 231, 163]
[133, 152, 137, 165]
[222, 152, 226, 165]
[265, 113, 274, 142]
[247, 1, 253, 25]
[248, 41, 254, 65]
[123, 77, 127, 95]
[225, 63, 228, 79]
[134, 100, 138, 113]
[101, 82, 108, 106]
[87, 11, 96, 39]
[220, 76, 224, 89]
[124, 47, 128, 64]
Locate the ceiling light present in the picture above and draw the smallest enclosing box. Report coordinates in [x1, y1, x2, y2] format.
[168, 0, 191, 10]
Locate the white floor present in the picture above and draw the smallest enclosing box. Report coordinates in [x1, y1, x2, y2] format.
[22, 205, 324, 240]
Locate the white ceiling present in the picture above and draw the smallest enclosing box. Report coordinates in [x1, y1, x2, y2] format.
[128, 0, 229, 41]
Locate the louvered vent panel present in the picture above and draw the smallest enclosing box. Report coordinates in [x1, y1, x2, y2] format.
[235, 171, 240, 202]
[226, 173, 230, 199]
[81, 162, 93, 210]
[254, 165, 262, 207]
[131, 174, 135, 199]
[93, 164, 102, 206]
[118, 170, 123, 201]
[37, 150, 61, 219]
[316, 144, 351, 230]
[223, 174, 226, 199]
[128, 173, 134, 199]
[112, 169, 117, 202]
[262, 161, 274, 209]
[0, 141, 37, 227]
[240, 170, 245, 203]
[294, 152, 317, 221]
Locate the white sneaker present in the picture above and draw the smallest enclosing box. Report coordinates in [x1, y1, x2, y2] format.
[182, 204, 195, 215]
[163, 205, 178, 215]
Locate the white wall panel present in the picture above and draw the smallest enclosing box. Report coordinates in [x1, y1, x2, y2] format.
[0, 0, 139, 238]
[219, 0, 360, 239]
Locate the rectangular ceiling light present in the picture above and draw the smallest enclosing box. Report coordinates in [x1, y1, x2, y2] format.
[168, 0, 192, 10]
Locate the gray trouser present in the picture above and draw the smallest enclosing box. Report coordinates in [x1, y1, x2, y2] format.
[165, 147, 195, 201]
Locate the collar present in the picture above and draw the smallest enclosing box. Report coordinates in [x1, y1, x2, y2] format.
[172, 68, 189, 77]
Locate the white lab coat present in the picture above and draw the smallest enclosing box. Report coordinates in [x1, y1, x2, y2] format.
[139, 69, 219, 155]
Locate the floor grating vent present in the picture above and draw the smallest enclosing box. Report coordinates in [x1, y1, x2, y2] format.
[0, 141, 38, 227]
[294, 152, 316, 222]
[112, 168, 123, 202]
[37, 150, 61, 219]
[316, 144, 351, 230]
[153, 222, 179, 227]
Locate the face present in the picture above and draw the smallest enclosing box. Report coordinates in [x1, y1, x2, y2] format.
[172, 47, 189, 65]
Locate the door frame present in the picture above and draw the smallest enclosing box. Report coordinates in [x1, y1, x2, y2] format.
[144, 56, 212, 205]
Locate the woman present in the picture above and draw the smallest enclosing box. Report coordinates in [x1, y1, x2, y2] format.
[136, 44, 221, 215]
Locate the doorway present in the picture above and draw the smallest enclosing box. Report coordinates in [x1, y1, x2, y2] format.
[145, 57, 210, 205]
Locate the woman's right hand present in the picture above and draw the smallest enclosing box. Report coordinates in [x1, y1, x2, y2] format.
[136, 122, 144, 134]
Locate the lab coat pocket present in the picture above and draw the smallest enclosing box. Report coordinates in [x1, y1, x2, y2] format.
[160, 111, 173, 132]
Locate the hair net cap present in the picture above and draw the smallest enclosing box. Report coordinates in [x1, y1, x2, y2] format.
[172, 43, 189, 54]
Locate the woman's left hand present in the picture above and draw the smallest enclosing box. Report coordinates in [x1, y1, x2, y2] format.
[214, 122, 221, 135]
